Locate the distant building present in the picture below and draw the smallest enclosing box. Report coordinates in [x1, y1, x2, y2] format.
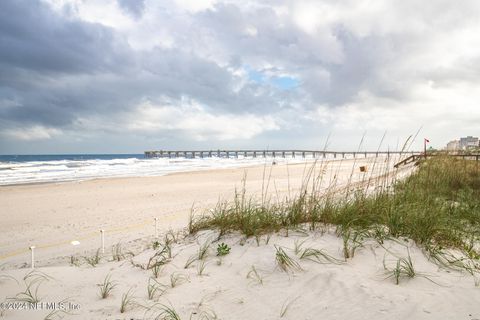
[446, 140, 460, 151]
[447, 136, 479, 151]
[459, 136, 479, 150]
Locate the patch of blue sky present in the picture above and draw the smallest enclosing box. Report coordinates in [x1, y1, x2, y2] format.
[270, 76, 300, 89]
[246, 68, 266, 84]
[245, 65, 299, 90]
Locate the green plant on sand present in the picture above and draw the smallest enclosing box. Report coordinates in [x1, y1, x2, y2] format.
[216, 243, 231, 256]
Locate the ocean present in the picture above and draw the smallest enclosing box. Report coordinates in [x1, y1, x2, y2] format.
[0, 153, 312, 186]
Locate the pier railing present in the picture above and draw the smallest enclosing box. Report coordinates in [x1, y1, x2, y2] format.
[144, 150, 422, 159]
[394, 153, 480, 168]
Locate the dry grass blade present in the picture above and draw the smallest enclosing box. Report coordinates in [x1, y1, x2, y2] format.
[198, 240, 211, 260]
[246, 265, 264, 285]
[280, 296, 300, 318]
[184, 254, 198, 269]
[170, 272, 189, 288]
[299, 248, 343, 264]
[275, 246, 302, 272]
[0, 274, 18, 285]
[197, 260, 208, 276]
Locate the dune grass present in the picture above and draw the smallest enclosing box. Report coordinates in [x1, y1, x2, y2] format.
[275, 246, 302, 272]
[98, 274, 117, 299]
[84, 249, 102, 267]
[119, 288, 135, 313]
[189, 156, 480, 270]
[246, 265, 264, 285]
[147, 278, 167, 300]
[8, 270, 53, 304]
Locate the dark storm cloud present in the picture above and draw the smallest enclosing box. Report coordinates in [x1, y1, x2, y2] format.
[0, 0, 136, 129]
[0, 0, 132, 75]
[0, 0, 302, 134]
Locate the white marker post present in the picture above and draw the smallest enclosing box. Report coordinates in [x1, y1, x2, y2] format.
[100, 229, 105, 254]
[154, 218, 158, 238]
[29, 246, 35, 269]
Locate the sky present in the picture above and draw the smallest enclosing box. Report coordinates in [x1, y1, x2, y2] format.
[1, 0, 480, 154]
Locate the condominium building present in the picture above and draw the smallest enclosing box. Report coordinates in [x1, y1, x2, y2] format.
[459, 136, 479, 149]
[447, 136, 479, 150]
[446, 140, 460, 151]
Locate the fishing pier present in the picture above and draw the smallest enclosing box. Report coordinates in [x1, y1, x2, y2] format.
[144, 150, 420, 159]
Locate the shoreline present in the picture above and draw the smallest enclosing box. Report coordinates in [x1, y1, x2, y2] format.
[0, 156, 319, 188]
[0, 157, 392, 268]
[0, 158, 309, 188]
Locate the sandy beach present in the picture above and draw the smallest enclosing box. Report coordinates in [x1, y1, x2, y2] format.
[0, 157, 391, 267]
[1, 157, 479, 320]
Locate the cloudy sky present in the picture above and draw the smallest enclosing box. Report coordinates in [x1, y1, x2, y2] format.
[1, 0, 479, 154]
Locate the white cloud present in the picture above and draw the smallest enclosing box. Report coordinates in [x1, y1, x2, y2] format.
[1, 126, 62, 141]
[74, 99, 279, 141]
[127, 100, 279, 141]
[173, 0, 216, 13]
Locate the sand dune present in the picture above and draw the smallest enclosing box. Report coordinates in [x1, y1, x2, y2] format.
[0, 229, 479, 319]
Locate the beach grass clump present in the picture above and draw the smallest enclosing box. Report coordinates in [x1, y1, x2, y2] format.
[120, 288, 135, 313]
[425, 244, 480, 276]
[11, 281, 42, 304]
[275, 246, 302, 272]
[384, 254, 416, 285]
[111, 242, 134, 262]
[70, 255, 81, 266]
[189, 156, 480, 267]
[98, 274, 117, 299]
[84, 249, 102, 267]
[184, 239, 213, 269]
[383, 249, 439, 285]
[153, 304, 181, 320]
[339, 227, 366, 260]
[9, 270, 53, 304]
[131, 245, 171, 277]
[147, 278, 167, 300]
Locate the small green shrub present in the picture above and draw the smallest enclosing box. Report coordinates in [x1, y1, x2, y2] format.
[216, 243, 231, 256]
